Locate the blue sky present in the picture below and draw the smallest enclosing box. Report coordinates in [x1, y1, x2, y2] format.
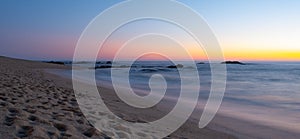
[0, 0, 299, 60]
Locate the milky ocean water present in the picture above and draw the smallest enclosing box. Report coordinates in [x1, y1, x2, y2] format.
[51, 61, 300, 132]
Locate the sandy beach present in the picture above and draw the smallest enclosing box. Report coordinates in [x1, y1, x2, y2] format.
[0, 56, 238, 138]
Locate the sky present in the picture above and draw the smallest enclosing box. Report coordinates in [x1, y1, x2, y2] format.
[0, 0, 299, 61]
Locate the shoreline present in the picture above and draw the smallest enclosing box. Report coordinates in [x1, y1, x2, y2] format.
[49, 64, 300, 138]
[0, 56, 234, 138]
[1, 56, 299, 138]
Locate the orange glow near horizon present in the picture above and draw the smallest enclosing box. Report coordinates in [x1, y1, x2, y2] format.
[96, 42, 300, 61]
[223, 49, 300, 61]
[94, 30, 300, 62]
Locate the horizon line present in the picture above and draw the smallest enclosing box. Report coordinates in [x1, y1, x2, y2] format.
[2, 55, 300, 63]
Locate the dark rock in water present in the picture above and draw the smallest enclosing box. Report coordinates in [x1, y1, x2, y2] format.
[167, 64, 184, 68]
[64, 61, 72, 65]
[106, 61, 112, 64]
[167, 65, 176, 68]
[94, 65, 112, 69]
[221, 61, 245, 65]
[45, 61, 65, 65]
[73, 61, 90, 64]
[95, 61, 102, 64]
[197, 62, 205, 64]
[141, 65, 164, 68]
[93, 65, 135, 69]
[177, 64, 184, 68]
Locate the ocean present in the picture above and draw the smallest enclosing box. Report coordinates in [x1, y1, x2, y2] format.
[50, 61, 300, 132]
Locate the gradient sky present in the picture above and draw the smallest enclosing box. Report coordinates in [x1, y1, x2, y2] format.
[0, 0, 299, 61]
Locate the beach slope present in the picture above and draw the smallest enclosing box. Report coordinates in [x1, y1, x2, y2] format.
[0, 56, 235, 138]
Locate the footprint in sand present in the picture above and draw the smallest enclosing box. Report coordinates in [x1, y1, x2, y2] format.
[53, 122, 74, 138]
[37, 105, 50, 110]
[16, 125, 34, 138]
[46, 127, 60, 138]
[53, 122, 68, 132]
[39, 99, 49, 105]
[28, 115, 38, 123]
[0, 100, 7, 107]
[82, 128, 98, 137]
[4, 108, 19, 126]
[60, 132, 72, 138]
[23, 106, 37, 114]
[4, 115, 15, 126]
[0, 96, 8, 101]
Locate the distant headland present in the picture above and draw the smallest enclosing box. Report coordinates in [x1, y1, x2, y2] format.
[221, 61, 245, 65]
